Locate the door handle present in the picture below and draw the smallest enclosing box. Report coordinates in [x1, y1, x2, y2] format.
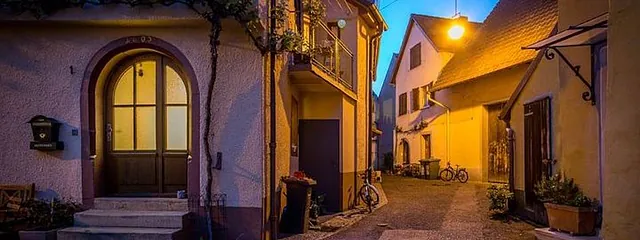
[106, 123, 112, 142]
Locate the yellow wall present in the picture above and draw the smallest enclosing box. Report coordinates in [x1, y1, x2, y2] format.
[402, 65, 526, 182]
[275, 0, 380, 212]
[604, 0, 640, 238]
[507, 0, 607, 202]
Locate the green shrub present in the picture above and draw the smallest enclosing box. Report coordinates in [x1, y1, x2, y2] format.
[23, 198, 82, 230]
[534, 173, 598, 208]
[487, 184, 513, 213]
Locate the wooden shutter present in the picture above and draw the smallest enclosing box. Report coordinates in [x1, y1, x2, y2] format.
[410, 43, 421, 69]
[399, 93, 407, 116]
[411, 88, 420, 111]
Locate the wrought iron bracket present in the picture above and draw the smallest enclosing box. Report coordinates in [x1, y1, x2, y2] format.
[544, 47, 596, 105]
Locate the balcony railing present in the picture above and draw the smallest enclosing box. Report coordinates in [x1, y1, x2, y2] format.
[292, 21, 354, 91]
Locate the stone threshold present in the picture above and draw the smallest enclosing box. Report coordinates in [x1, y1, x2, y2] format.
[535, 228, 601, 240]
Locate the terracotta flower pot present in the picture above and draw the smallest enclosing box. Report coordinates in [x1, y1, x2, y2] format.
[544, 203, 596, 235]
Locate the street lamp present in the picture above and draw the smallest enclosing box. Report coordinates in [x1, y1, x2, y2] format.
[448, 23, 465, 40]
[448, 0, 467, 40]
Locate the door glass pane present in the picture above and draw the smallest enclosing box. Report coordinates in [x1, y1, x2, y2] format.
[166, 106, 187, 150]
[113, 107, 133, 150]
[114, 66, 134, 105]
[136, 61, 156, 104]
[136, 106, 156, 150]
[166, 66, 187, 104]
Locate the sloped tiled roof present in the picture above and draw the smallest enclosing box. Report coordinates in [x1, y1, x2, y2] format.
[433, 0, 558, 91]
[413, 14, 482, 53]
[390, 14, 481, 84]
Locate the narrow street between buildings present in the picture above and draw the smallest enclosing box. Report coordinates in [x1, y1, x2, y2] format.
[326, 175, 535, 240]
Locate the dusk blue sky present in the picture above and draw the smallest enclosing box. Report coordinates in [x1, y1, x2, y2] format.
[373, 0, 499, 94]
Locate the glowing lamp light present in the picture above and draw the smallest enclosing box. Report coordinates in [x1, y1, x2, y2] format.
[448, 24, 465, 40]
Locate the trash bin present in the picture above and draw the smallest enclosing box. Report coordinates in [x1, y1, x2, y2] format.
[280, 177, 317, 234]
[427, 158, 441, 180]
[419, 160, 429, 179]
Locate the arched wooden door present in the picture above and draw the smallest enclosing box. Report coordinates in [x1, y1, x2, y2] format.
[105, 54, 190, 196]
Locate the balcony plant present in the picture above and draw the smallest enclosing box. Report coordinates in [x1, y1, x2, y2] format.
[534, 174, 598, 235]
[19, 198, 82, 240]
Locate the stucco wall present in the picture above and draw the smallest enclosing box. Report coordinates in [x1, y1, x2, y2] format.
[603, 0, 640, 238]
[393, 22, 453, 169]
[406, 65, 526, 182]
[377, 55, 397, 159]
[0, 17, 265, 209]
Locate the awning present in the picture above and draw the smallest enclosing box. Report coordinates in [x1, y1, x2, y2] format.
[524, 13, 608, 50]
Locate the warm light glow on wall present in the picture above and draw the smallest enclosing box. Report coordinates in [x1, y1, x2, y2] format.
[448, 24, 465, 40]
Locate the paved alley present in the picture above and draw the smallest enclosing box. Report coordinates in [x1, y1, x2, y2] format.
[326, 175, 535, 240]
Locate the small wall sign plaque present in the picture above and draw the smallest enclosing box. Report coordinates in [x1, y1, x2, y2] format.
[28, 115, 64, 151]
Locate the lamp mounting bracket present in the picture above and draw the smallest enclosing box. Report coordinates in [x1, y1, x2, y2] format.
[544, 47, 596, 105]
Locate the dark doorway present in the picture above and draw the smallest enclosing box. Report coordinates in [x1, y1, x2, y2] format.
[299, 120, 340, 212]
[105, 54, 189, 196]
[423, 134, 431, 160]
[524, 98, 551, 222]
[401, 139, 410, 164]
[488, 102, 509, 183]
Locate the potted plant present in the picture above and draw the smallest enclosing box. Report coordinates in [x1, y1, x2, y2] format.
[534, 174, 598, 235]
[486, 184, 513, 218]
[19, 199, 82, 240]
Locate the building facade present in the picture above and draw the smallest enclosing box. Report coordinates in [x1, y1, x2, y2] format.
[499, 0, 615, 230]
[421, 0, 557, 183]
[375, 53, 397, 170]
[0, 0, 385, 239]
[391, 14, 480, 173]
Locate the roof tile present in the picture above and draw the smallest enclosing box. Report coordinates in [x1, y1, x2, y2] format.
[434, 0, 558, 91]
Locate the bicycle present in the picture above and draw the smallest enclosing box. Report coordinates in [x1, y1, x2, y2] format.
[439, 161, 469, 183]
[359, 166, 380, 213]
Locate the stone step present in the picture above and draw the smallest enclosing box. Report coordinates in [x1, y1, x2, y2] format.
[74, 210, 190, 229]
[94, 198, 188, 212]
[57, 227, 185, 240]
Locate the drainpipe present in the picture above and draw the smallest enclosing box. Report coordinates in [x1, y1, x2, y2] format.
[426, 93, 450, 163]
[268, 0, 278, 238]
[368, 31, 382, 176]
[505, 122, 516, 211]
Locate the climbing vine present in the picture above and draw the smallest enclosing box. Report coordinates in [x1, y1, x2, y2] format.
[0, 0, 326, 238]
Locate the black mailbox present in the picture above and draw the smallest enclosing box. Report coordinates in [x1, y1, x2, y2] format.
[28, 115, 64, 151]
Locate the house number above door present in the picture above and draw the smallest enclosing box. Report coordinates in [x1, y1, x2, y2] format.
[124, 36, 154, 45]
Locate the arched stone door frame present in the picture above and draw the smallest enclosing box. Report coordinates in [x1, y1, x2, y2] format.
[80, 36, 200, 206]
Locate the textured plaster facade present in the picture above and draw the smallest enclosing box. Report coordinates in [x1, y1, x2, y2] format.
[269, 0, 384, 218]
[604, 0, 640, 238]
[0, 1, 383, 238]
[506, 0, 607, 205]
[394, 21, 453, 166]
[416, 66, 526, 182]
[376, 54, 397, 163]
[0, 7, 264, 210]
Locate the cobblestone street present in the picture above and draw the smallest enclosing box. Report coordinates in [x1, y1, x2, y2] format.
[325, 175, 535, 240]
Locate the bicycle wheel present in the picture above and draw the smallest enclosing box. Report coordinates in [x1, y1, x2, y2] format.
[359, 185, 380, 212]
[440, 169, 454, 181]
[457, 170, 469, 183]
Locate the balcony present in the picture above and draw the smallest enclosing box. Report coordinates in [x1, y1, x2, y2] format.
[289, 21, 356, 100]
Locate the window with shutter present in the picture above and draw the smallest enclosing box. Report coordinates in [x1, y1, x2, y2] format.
[410, 43, 421, 69]
[399, 93, 407, 116]
[411, 88, 420, 111]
